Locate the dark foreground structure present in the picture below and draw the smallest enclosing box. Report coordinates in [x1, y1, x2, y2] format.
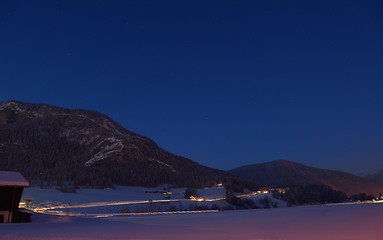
[0, 171, 31, 223]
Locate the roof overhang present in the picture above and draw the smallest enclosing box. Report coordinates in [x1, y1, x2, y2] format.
[0, 171, 29, 187]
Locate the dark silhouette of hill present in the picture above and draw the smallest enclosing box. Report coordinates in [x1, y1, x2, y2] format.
[229, 160, 383, 196]
[0, 100, 229, 187]
[362, 169, 383, 185]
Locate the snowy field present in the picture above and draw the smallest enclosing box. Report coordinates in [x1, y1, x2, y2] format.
[20, 186, 286, 215]
[22, 186, 182, 204]
[21, 186, 231, 214]
[2, 186, 382, 239]
[1, 202, 383, 240]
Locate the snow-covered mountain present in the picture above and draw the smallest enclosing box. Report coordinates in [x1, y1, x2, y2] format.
[0, 100, 229, 187]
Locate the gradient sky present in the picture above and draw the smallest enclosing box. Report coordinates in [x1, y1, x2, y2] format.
[1, 0, 382, 174]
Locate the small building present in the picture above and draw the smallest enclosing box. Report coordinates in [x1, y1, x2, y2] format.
[0, 171, 30, 223]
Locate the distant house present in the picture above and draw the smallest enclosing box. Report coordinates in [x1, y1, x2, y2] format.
[0, 171, 30, 223]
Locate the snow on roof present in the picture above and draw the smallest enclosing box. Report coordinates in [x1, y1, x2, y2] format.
[0, 171, 29, 187]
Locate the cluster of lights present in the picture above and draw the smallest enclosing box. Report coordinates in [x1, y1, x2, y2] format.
[189, 196, 205, 202]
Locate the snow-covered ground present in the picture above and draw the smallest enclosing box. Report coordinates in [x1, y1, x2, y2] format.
[2, 202, 383, 240]
[22, 186, 230, 214]
[3, 186, 382, 239]
[21, 186, 285, 215]
[22, 185, 177, 204]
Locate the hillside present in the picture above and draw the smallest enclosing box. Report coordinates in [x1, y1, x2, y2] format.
[229, 160, 383, 196]
[362, 169, 383, 185]
[0, 100, 229, 187]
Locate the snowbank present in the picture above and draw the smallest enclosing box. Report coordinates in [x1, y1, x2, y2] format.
[1, 202, 382, 240]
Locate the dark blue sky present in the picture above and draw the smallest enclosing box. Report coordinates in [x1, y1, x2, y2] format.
[1, 0, 382, 173]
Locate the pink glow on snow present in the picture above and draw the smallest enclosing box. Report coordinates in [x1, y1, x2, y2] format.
[1, 203, 382, 240]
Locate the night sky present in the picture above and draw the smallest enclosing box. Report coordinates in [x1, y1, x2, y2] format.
[1, 1, 382, 174]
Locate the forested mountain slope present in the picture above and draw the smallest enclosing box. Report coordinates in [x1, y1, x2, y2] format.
[0, 100, 229, 187]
